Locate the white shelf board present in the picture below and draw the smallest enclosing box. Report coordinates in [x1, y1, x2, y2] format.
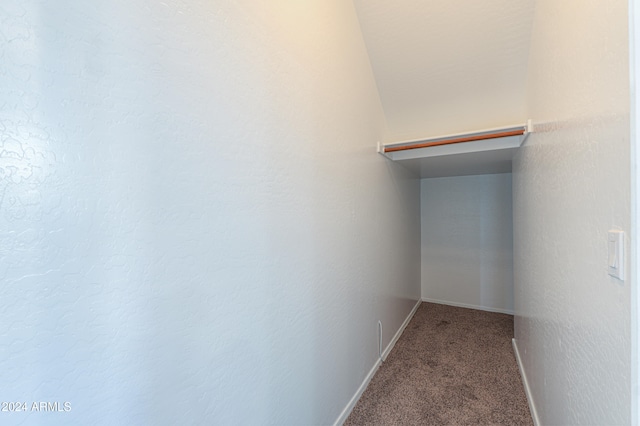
[379, 124, 529, 178]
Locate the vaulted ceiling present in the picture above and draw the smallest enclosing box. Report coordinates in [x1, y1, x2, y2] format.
[352, 0, 536, 142]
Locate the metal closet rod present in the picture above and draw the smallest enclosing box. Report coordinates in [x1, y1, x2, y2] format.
[383, 128, 526, 153]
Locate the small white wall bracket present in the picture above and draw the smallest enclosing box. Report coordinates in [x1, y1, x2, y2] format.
[377, 141, 392, 159]
[520, 119, 534, 145]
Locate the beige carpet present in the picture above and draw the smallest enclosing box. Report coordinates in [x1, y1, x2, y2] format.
[345, 302, 533, 425]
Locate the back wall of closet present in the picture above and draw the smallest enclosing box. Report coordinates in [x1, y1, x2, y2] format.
[421, 173, 514, 314]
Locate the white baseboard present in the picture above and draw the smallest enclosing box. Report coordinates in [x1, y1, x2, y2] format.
[333, 298, 422, 426]
[512, 338, 540, 426]
[332, 348, 382, 426]
[382, 298, 422, 361]
[421, 297, 514, 315]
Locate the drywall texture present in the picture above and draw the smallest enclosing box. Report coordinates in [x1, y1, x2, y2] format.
[352, 0, 535, 142]
[421, 174, 514, 314]
[513, 0, 631, 424]
[0, 1, 421, 424]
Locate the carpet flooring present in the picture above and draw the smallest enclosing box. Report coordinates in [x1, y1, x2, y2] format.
[345, 302, 533, 425]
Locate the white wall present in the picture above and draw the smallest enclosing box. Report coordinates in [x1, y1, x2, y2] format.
[352, 0, 535, 141]
[513, 0, 631, 424]
[0, 1, 421, 424]
[421, 174, 514, 314]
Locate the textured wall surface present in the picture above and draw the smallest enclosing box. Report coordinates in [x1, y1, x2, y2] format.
[352, 0, 535, 142]
[513, 0, 631, 424]
[421, 174, 514, 314]
[0, 1, 421, 424]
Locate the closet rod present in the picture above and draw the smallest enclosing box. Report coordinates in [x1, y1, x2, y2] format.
[384, 128, 526, 153]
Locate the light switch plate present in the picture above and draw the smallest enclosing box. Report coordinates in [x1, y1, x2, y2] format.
[607, 230, 624, 280]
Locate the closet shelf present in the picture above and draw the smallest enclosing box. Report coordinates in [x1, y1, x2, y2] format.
[378, 122, 532, 178]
